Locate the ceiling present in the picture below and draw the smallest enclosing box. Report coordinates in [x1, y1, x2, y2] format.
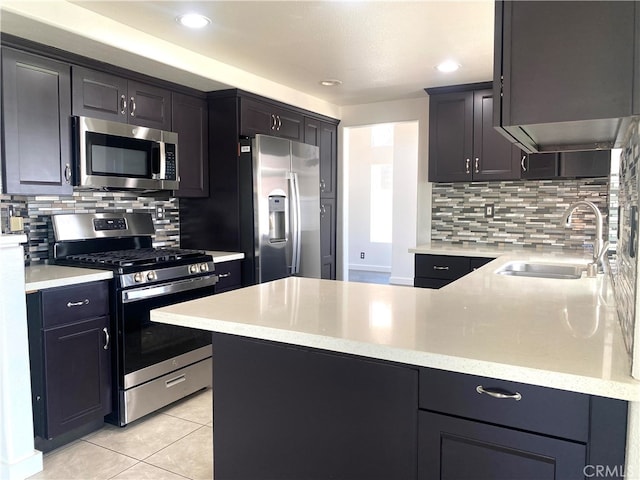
[1, 1, 495, 108]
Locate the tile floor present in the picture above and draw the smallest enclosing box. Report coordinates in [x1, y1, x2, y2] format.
[28, 388, 213, 480]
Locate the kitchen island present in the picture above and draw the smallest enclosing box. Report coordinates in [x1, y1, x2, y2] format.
[151, 253, 640, 479]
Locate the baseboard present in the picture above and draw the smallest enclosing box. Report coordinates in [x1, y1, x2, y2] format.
[0, 450, 42, 480]
[389, 276, 413, 286]
[348, 265, 391, 273]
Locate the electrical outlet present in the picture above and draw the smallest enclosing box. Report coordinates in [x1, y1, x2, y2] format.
[360, 252, 365, 259]
[156, 205, 165, 219]
[484, 204, 494, 218]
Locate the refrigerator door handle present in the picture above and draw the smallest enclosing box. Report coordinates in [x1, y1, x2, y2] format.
[289, 172, 302, 275]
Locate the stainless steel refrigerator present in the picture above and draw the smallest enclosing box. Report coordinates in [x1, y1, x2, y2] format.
[239, 135, 321, 284]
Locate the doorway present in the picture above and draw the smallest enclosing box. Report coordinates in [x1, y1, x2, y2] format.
[343, 121, 419, 285]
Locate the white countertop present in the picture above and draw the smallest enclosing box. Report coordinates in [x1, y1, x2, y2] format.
[25, 264, 113, 292]
[151, 252, 640, 401]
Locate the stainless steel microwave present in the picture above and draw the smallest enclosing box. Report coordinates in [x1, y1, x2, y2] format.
[73, 116, 179, 191]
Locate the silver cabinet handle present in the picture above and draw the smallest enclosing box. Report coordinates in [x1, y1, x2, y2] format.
[521, 155, 527, 172]
[475, 157, 480, 174]
[320, 179, 326, 192]
[465, 158, 470, 174]
[103, 327, 110, 350]
[271, 114, 277, 130]
[320, 204, 326, 216]
[218, 272, 232, 279]
[120, 94, 127, 115]
[433, 265, 449, 271]
[64, 164, 72, 184]
[166, 374, 186, 388]
[67, 299, 89, 307]
[476, 385, 522, 401]
[130, 96, 136, 117]
[276, 115, 282, 130]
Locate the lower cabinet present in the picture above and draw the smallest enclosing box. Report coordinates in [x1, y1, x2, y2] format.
[414, 254, 494, 288]
[320, 199, 336, 279]
[27, 280, 112, 450]
[214, 259, 242, 293]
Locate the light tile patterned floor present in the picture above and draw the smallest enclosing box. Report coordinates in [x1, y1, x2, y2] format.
[28, 388, 213, 480]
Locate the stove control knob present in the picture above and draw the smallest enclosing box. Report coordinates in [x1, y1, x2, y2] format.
[133, 272, 143, 283]
[199, 263, 208, 272]
[189, 264, 198, 274]
[147, 271, 157, 281]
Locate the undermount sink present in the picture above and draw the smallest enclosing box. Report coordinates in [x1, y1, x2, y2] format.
[496, 262, 585, 280]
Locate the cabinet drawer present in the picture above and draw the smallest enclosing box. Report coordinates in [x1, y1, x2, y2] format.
[415, 255, 470, 280]
[419, 368, 590, 442]
[214, 260, 242, 293]
[41, 281, 110, 328]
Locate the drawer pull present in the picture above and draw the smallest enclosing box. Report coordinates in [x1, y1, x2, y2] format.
[67, 299, 89, 308]
[218, 272, 232, 279]
[476, 385, 522, 401]
[103, 327, 110, 350]
[433, 266, 449, 271]
[166, 374, 186, 388]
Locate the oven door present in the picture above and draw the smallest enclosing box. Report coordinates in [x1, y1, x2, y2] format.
[117, 274, 216, 390]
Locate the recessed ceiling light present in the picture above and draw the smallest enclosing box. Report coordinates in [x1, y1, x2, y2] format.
[320, 79, 342, 87]
[436, 60, 461, 73]
[177, 13, 211, 29]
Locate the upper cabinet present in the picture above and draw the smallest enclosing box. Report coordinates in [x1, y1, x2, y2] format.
[304, 118, 337, 198]
[427, 83, 520, 182]
[494, 1, 639, 153]
[1, 47, 73, 195]
[172, 92, 209, 198]
[72, 66, 172, 131]
[521, 150, 611, 180]
[240, 97, 304, 142]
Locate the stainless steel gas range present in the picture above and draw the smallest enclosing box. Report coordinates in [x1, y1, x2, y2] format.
[51, 212, 217, 426]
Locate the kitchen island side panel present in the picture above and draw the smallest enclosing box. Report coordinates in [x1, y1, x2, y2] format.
[212, 333, 418, 480]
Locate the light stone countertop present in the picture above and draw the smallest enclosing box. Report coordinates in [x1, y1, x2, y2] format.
[25, 264, 113, 292]
[151, 252, 640, 402]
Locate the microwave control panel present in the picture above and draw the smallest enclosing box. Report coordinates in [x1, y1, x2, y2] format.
[165, 144, 177, 180]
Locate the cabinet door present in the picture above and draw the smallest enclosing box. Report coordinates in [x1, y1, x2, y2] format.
[43, 316, 112, 439]
[71, 66, 128, 122]
[305, 118, 337, 198]
[320, 198, 336, 279]
[418, 411, 586, 480]
[271, 105, 303, 141]
[240, 97, 277, 137]
[172, 92, 209, 197]
[560, 150, 611, 178]
[1, 48, 73, 195]
[501, 1, 635, 127]
[472, 90, 520, 181]
[428, 91, 473, 182]
[127, 80, 172, 131]
[521, 153, 559, 180]
[214, 260, 242, 293]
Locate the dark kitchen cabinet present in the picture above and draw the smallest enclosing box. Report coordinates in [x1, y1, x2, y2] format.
[427, 83, 520, 182]
[214, 260, 242, 293]
[212, 333, 418, 480]
[1, 47, 73, 195]
[414, 254, 494, 289]
[172, 92, 209, 197]
[241, 97, 304, 141]
[520, 150, 611, 180]
[26, 280, 112, 451]
[304, 117, 338, 198]
[320, 198, 336, 280]
[72, 66, 172, 131]
[494, 1, 639, 153]
[418, 368, 627, 480]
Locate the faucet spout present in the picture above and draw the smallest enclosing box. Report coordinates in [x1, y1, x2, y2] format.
[561, 200, 606, 276]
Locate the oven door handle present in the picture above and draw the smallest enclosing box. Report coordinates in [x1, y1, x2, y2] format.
[121, 274, 218, 303]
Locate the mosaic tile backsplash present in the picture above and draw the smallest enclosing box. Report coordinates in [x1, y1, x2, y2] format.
[431, 178, 610, 252]
[612, 119, 640, 361]
[0, 191, 179, 265]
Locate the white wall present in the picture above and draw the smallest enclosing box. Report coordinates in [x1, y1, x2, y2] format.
[339, 97, 431, 284]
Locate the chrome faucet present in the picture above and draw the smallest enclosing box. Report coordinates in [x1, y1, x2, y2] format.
[561, 200, 608, 277]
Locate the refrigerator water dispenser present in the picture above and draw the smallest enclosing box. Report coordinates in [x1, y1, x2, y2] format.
[269, 195, 287, 243]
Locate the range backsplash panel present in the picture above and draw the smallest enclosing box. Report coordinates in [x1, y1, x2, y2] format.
[0, 191, 179, 265]
[612, 120, 639, 360]
[431, 178, 610, 251]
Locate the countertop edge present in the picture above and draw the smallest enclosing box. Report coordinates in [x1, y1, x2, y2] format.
[151, 310, 640, 402]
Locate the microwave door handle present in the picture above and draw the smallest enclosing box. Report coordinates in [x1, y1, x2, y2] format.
[151, 144, 161, 178]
